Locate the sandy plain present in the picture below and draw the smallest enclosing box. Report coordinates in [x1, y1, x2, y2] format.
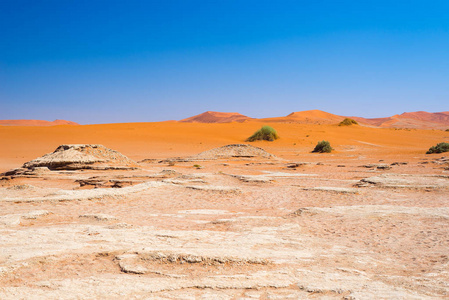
[0, 120, 448, 299]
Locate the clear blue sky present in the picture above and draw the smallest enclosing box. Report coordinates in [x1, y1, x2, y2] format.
[1, 0, 448, 124]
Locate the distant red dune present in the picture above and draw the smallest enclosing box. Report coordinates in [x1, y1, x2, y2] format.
[180, 111, 252, 123]
[258, 110, 345, 124]
[0, 119, 79, 126]
[180, 110, 449, 129]
[3, 110, 449, 130]
[352, 111, 449, 129]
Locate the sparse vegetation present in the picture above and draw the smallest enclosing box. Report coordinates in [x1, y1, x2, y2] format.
[426, 142, 449, 154]
[246, 126, 279, 142]
[193, 164, 202, 169]
[338, 118, 358, 126]
[312, 140, 333, 153]
[446, 129, 449, 131]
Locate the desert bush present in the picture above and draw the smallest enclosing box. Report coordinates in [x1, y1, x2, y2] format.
[338, 118, 358, 126]
[426, 142, 449, 154]
[246, 126, 279, 142]
[446, 129, 449, 131]
[312, 140, 333, 153]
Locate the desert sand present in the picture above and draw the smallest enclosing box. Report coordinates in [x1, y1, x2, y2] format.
[0, 118, 448, 299]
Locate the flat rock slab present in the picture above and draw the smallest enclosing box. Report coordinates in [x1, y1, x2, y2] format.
[302, 187, 359, 194]
[0, 210, 50, 226]
[286, 162, 313, 168]
[178, 209, 231, 215]
[263, 171, 318, 177]
[163, 178, 207, 185]
[117, 254, 149, 274]
[119, 250, 269, 266]
[2, 181, 165, 203]
[360, 164, 391, 170]
[295, 205, 449, 219]
[119, 262, 148, 274]
[194, 144, 277, 160]
[0, 223, 313, 268]
[231, 174, 272, 183]
[185, 185, 241, 193]
[431, 156, 449, 165]
[79, 214, 118, 221]
[229, 172, 318, 183]
[356, 174, 449, 189]
[0, 268, 429, 299]
[22, 210, 50, 219]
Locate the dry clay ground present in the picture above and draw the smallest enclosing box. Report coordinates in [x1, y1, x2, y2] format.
[0, 122, 449, 299]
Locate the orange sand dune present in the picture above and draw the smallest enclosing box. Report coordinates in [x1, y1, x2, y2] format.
[1, 119, 448, 173]
[350, 116, 391, 127]
[401, 111, 449, 123]
[259, 110, 345, 124]
[181, 110, 449, 129]
[352, 111, 449, 129]
[180, 111, 251, 123]
[0, 119, 79, 126]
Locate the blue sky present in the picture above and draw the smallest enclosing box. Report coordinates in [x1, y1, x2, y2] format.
[1, 0, 448, 124]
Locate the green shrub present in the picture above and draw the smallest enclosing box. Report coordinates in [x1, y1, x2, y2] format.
[312, 140, 333, 153]
[338, 118, 358, 126]
[426, 142, 449, 154]
[446, 129, 449, 131]
[246, 126, 279, 142]
[193, 164, 202, 169]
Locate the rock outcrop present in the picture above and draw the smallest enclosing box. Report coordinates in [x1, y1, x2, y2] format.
[21, 144, 138, 171]
[194, 144, 276, 160]
[157, 144, 277, 163]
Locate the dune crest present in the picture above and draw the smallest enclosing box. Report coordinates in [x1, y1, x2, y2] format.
[353, 111, 449, 129]
[179, 110, 449, 129]
[180, 111, 251, 123]
[258, 110, 345, 124]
